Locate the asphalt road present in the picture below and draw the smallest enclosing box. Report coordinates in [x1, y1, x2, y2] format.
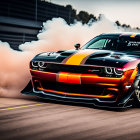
[0, 97, 140, 140]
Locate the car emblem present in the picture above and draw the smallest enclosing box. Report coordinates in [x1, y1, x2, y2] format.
[88, 69, 100, 72]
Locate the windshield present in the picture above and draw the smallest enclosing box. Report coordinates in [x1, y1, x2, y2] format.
[83, 36, 140, 55]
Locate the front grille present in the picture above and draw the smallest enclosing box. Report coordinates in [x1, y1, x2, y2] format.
[40, 81, 105, 95]
[31, 63, 104, 75]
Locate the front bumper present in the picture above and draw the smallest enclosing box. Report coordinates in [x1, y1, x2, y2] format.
[22, 80, 133, 108]
[21, 68, 137, 108]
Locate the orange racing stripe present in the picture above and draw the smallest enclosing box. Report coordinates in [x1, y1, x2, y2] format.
[130, 34, 137, 38]
[64, 50, 96, 65]
[59, 50, 95, 83]
[58, 72, 69, 83]
[58, 72, 81, 84]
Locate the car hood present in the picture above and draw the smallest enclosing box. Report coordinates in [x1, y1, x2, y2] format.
[32, 49, 139, 68]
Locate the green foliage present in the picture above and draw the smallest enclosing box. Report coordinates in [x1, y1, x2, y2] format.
[65, 5, 97, 24]
[76, 11, 97, 24]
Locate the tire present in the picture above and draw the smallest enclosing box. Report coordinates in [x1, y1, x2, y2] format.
[133, 75, 140, 106]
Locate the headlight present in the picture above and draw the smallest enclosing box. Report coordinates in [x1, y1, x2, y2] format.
[105, 67, 113, 74]
[38, 61, 47, 68]
[104, 67, 123, 77]
[31, 61, 47, 68]
[114, 68, 123, 76]
[31, 61, 38, 67]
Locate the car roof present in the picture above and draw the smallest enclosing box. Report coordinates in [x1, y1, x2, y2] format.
[100, 33, 140, 38]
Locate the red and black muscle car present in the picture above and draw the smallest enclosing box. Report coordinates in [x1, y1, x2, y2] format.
[22, 33, 140, 108]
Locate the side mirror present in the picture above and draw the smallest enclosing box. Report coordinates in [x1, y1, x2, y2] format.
[74, 43, 81, 50]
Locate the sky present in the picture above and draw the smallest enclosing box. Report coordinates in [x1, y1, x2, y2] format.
[50, 0, 140, 28]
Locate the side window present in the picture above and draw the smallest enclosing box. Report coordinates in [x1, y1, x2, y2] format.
[104, 39, 114, 50]
[87, 39, 107, 49]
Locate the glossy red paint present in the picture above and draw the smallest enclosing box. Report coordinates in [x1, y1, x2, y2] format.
[30, 68, 136, 87]
[58, 72, 81, 84]
[30, 69, 56, 82]
[81, 74, 122, 85]
[57, 72, 68, 83]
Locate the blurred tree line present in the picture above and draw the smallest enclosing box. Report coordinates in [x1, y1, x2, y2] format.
[66, 5, 140, 30]
[115, 20, 140, 30]
[66, 5, 97, 24]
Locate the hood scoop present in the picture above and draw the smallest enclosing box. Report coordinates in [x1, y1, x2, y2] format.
[89, 53, 110, 58]
[60, 52, 73, 56]
[56, 50, 65, 53]
[110, 54, 121, 59]
[110, 53, 124, 59]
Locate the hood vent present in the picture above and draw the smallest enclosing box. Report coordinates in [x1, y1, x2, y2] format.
[89, 53, 110, 58]
[110, 55, 121, 59]
[56, 50, 65, 53]
[60, 52, 73, 56]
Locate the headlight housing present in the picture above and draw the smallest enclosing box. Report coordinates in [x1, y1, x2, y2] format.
[105, 67, 113, 75]
[104, 67, 123, 77]
[31, 61, 48, 69]
[31, 61, 38, 68]
[114, 68, 123, 76]
[38, 61, 47, 68]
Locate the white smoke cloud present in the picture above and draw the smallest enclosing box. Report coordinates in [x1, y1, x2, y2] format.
[20, 15, 121, 52]
[0, 16, 136, 98]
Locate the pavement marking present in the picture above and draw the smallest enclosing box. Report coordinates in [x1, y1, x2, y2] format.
[0, 103, 48, 111]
